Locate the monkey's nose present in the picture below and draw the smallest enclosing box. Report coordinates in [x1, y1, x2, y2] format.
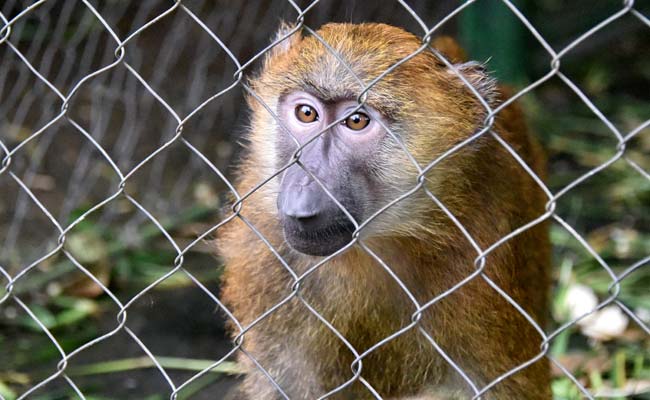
[277, 177, 356, 256]
[278, 183, 325, 220]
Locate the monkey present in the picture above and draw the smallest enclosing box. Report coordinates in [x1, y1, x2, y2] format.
[217, 22, 551, 399]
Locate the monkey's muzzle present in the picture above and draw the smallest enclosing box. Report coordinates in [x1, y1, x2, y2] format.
[277, 165, 357, 257]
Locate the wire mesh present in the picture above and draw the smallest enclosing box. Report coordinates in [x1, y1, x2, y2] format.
[1, 1, 649, 399]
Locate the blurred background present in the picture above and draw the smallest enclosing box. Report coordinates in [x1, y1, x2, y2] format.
[0, 0, 649, 399]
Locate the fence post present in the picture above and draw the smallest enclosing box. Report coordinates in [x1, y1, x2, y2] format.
[459, 0, 530, 84]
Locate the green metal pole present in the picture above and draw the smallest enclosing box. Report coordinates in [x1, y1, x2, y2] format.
[459, 0, 530, 85]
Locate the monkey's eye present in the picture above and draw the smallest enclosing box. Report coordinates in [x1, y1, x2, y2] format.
[344, 112, 370, 131]
[295, 104, 319, 123]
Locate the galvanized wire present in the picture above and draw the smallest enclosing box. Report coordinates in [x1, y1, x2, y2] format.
[1, 1, 648, 399]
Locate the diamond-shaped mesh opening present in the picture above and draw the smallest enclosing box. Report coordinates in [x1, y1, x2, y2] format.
[0, 168, 60, 270]
[2, 0, 126, 93]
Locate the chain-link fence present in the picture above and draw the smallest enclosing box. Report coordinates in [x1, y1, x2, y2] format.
[1, 1, 649, 399]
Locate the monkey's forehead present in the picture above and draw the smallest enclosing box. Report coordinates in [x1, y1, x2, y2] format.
[312, 23, 426, 59]
[256, 23, 447, 117]
[296, 23, 437, 83]
[254, 69, 407, 119]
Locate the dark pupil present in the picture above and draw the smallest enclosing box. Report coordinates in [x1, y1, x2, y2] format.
[301, 106, 312, 117]
[351, 115, 361, 124]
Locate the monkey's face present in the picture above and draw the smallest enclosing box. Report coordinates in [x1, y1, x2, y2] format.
[247, 23, 491, 257]
[275, 91, 389, 256]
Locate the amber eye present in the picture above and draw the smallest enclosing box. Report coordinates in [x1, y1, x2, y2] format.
[344, 112, 370, 131]
[295, 104, 318, 123]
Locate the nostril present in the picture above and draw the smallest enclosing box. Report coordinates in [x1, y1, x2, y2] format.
[285, 211, 326, 232]
[279, 195, 320, 220]
[279, 186, 324, 220]
[286, 209, 320, 220]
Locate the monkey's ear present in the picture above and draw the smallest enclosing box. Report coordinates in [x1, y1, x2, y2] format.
[433, 36, 498, 103]
[268, 21, 302, 58]
[452, 61, 498, 105]
[431, 36, 467, 63]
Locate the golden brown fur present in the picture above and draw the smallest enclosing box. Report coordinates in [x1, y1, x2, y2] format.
[218, 23, 550, 399]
